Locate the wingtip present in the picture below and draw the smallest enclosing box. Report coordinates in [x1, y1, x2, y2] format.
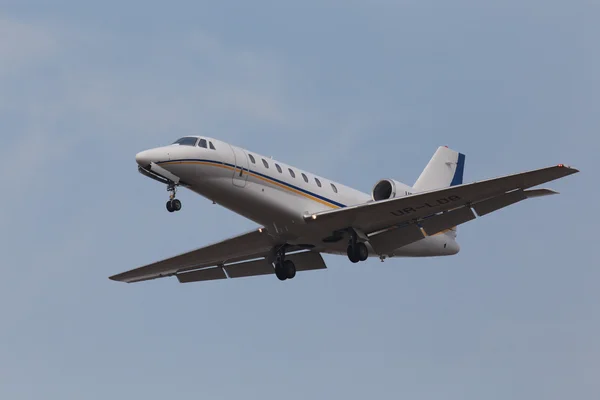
[557, 164, 579, 173]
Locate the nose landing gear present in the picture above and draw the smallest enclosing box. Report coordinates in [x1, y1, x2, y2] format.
[166, 182, 182, 213]
[166, 198, 182, 212]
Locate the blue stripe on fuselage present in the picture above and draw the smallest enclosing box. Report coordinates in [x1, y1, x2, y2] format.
[158, 159, 347, 208]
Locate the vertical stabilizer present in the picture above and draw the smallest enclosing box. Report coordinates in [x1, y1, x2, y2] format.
[413, 146, 465, 192]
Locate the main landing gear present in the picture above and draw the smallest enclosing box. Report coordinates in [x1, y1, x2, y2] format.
[274, 247, 296, 281]
[347, 231, 369, 263]
[166, 182, 182, 213]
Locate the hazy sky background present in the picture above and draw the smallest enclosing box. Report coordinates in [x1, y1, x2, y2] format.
[0, 1, 598, 399]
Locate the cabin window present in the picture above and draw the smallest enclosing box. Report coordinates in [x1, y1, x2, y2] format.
[315, 178, 322, 187]
[209, 141, 216, 150]
[262, 159, 269, 168]
[302, 173, 308, 183]
[275, 164, 282, 173]
[288, 168, 296, 178]
[331, 183, 338, 193]
[198, 139, 207, 148]
[248, 154, 256, 164]
[172, 137, 198, 146]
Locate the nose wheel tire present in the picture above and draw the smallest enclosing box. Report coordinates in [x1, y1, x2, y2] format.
[166, 199, 182, 212]
[172, 199, 182, 211]
[347, 242, 368, 263]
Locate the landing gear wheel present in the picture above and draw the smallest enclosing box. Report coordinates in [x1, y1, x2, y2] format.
[166, 199, 182, 212]
[166, 201, 174, 212]
[347, 242, 368, 263]
[283, 260, 296, 279]
[275, 263, 287, 281]
[357, 242, 369, 261]
[166, 182, 181, 213]
[347, 245, 360, 263]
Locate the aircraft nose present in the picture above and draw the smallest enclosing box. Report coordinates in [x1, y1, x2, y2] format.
[135, 150, 154, 167]
[136, 148, 170, 167]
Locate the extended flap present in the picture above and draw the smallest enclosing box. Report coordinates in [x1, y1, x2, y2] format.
[473, 190, 527, 216]
[369, 224, 425, 255]
[224, 259, 274, 278]
[286, 251, 327, 271]
[420, 207, 476, 236]
[177, 267, 227, 283]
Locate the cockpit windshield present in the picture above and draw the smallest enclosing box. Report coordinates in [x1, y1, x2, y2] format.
[172, 137, 198, 146]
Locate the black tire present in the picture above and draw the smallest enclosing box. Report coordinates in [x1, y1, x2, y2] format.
[275, 263, 287, 281]
[283, 260, 296, 279]
[172, 199, 182, 211]
[166, 201, 174, 212]
[347, 245, 360, 263]
[357, 242, 369, 261]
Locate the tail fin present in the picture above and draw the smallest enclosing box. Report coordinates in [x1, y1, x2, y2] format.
[413, 146, 465, 192]
[414, 146, 465, 239]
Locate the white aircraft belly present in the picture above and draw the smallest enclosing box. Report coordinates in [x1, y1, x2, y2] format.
[176, 165, 312, 228]
[163, 162, 454, 256]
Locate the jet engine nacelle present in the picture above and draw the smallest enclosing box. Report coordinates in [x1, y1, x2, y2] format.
[371, 179, 413, 201]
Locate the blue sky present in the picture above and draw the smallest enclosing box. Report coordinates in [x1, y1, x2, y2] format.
[0, 1, 597, 399]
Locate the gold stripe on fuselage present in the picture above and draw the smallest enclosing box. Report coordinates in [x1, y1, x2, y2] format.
[160, 161, 454, 235]
[159, 160, 341, 209]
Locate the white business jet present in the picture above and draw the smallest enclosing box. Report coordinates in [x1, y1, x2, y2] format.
[110, 136, 578, 284]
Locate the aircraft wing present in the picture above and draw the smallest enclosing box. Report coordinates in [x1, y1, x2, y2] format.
[109, 229, 319, 283]
[304, 165, 578, 235]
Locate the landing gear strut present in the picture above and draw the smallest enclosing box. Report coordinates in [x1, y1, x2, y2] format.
[347, 230, 369, 263]
[274, 246, 296, 281]
[166, 182, 182, 213]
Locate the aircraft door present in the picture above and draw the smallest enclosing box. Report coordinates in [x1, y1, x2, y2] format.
[229, 145, 249, 188]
